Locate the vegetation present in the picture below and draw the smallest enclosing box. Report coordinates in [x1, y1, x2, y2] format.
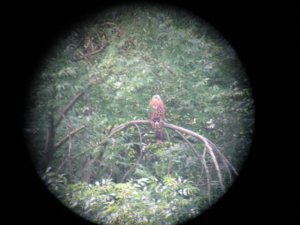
[24, 4, 254, 225]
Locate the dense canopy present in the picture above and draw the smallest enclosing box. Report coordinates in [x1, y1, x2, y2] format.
[24, 4, 254, 225]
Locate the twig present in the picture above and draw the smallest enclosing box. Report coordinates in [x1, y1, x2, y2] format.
[120, 124, 144, 182]
[164, 123, 225, 191]
[164, 128, 171, 142]
[43, 114, 54, 171]
[54, 125, 85, 149]
[96, 120, 149, 147]
[167, 156, 172, 176]
[73, 42, 108, 62]
[102, 22, 122, 35]
[98, 120, 236, 191]
[133, 123, 143, 144]
[57, 113, 74, 172]
[58, 111, 74, 130]
[91, 119, 235, 191]
[202, 148, 211, 203]
[55, 91, 84, 127]
[76, 50, 92, 65]
[206, 139, 238, 176]
[174, 129, 211, 202]
[108, 163, 113, 179]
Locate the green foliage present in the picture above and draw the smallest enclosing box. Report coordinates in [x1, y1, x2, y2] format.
[45, 172, 205, 225]
[25, 4, 254, 225]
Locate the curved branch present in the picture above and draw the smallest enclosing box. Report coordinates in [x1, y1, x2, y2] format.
[202, 148, 211, 203]
[173, 129, 211, 202]
[133, 123, 143, 145]
[96, 120, 149, 147]
[95, 120, 236, 192]
[206, 139, 238, 176]
[121, 124, 144, 182]
[164, 123, 225, 191]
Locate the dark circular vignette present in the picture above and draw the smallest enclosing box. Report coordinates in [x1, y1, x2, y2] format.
[13, 1, 276, 225]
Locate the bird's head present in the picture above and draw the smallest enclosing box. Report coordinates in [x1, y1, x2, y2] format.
[152, 95, 161, 100]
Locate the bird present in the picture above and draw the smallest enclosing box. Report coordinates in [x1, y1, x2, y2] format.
[149, 95, 165, 143]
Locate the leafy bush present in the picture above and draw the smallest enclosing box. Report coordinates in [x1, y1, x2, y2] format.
[44, 171, 206, 225]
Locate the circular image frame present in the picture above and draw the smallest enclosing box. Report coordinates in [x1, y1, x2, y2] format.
[23, 3, 255, 225]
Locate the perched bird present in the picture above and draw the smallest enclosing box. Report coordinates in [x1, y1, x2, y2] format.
[149, 95, 165, 143]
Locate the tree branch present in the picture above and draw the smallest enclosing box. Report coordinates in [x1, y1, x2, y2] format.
[164, 122, 225, 191]
[96, 120, 149, 147]
[120, 124, 144, 182]
[55, 91, 84, 127]
[73, 42, 109, 62]
[95, 120, 236, 192]
[54, 125, 85, 149]
[206, 139, 238, 176]
[173, 129, 211, 202]
[43, 114, 54, 171]
[56, 113, 74, 172]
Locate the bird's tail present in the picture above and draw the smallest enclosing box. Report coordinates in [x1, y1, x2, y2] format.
[154, 129, 163, 143]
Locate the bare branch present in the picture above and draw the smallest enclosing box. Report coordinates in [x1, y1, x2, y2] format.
[43, 114, 54, 171]
[54, 125, 85, 149]
[164, 123, 227, 191]
[73, 42, 109, 62]
[55, 91, 84, 128]
[121, 124, 144, 182]
[206, 139, 238, 175]
[57, 113, 74, 172]
[90, 119, 236, 191]
[133, 123, 143, 145]
[173, 129, 211, 202]
[202, 148, 211, 203]
[96, 120, 150, 147]
[102, 22, 122, 35]
[164, 128, 171, 142]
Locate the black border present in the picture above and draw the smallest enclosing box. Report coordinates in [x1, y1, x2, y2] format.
[5, 1, 298, 224]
